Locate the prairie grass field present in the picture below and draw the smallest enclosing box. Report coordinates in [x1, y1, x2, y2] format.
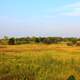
[0, 44, 80, 80]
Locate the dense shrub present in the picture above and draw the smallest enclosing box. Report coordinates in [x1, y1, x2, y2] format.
[75, 41, 80, 46]
[1, 36, 80, 45]
[67, 75, 76, 80]
[8, 38, 16, 45]
[66, 42, 74, 46]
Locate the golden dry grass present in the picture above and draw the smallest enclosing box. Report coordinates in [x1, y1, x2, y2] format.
[0, 44, 80, 80]
[0, 44, 80, 53]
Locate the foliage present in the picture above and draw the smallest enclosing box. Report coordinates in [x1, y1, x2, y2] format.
[8, 37, 16, 45]
[0, 36, 80, 45]
[66, 42, 74, 46]
[67, 75, 76, 80]
[75, 41, 80, 46]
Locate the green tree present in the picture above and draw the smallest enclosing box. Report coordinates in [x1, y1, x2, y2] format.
[8, 37, 16, 45]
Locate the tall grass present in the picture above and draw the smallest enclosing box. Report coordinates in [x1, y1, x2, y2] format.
[0, 44, 80, 80]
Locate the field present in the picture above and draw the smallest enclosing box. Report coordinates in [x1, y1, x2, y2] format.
[0, 44, 80, 80]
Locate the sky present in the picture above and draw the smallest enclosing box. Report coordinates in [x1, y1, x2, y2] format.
[0, 0, 80, 38]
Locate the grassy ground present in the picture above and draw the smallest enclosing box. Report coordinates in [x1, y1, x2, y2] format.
[0, 44, 80, 80]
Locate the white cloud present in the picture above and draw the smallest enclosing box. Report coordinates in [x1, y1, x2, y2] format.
[60, 2, 80, 16]
[43, 2, 80, 18]
[67, 2, 80, 8]
[61, 12, 80, 16]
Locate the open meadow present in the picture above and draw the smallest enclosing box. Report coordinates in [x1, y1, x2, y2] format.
[1, 0, 80, 80]
[0, 44, 80, 80]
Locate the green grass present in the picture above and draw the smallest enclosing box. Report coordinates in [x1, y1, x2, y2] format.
[0, 45, 80, 80]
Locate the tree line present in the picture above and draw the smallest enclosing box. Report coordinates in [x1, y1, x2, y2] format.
[0, 36, 80, 46]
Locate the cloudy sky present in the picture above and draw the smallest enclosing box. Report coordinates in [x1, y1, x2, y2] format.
[0, 0, 80, 38]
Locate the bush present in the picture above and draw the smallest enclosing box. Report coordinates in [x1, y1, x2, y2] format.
[8, 38, 16, 45]
[66, 42, 74, 46]
[75, 41, 80, 46]
[67, 75, 76, 80]
[42, 38, 53, 44]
